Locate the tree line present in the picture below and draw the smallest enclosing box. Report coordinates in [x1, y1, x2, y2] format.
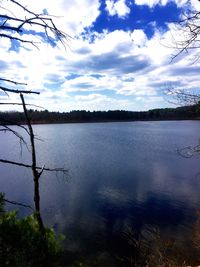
[1, 103, 199, 125]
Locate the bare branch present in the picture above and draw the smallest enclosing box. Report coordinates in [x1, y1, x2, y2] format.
[0, 33, 40, 47]
[0, 116, 29, 134]
[0, 124, 28, 151]
[171, 9, 200, 60]
[166, 87, 200, 106]
[3, 197, 33, 210]
[0, 78, 27, 86]
[0, 85, 40, 95]
[0, 158, 68, 174]
[177, 143, 200, 158]
[0, 0, 71, 48]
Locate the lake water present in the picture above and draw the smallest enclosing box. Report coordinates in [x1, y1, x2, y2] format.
[1, 121, 200, 265]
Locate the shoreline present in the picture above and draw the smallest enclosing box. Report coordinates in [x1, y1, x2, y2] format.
[13, 117, 200, 126]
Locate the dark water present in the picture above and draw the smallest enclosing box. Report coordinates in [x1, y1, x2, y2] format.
[1, 121, 200, 264]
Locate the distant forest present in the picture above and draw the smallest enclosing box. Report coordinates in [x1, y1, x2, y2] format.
[1, 104, 200, 125]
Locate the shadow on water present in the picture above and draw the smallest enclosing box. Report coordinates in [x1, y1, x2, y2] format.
[61, 191, 197, 266]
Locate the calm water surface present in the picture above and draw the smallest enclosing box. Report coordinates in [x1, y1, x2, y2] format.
[1, 121, 200, 264]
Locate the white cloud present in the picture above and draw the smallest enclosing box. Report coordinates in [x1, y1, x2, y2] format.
[131, 29, 147, 47]
[1, 23, 199, 111]
[1, 0, 200, 112]
[75, 93, 108, 101]
[106, 0, 130, 18]
[134, 0, 164, 8]
[190, 0, 200, 9]
[134, 0, 188, 8]
[70, 94, 134, 111]
[134, 0, 199, 9]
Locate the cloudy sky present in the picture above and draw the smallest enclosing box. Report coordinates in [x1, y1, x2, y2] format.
[1, 0, 200, 111]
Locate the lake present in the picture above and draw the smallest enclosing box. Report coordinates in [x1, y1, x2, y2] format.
[1, 120, 200, 265]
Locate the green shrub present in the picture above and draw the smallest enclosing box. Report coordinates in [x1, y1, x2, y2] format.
[0, 194, 63, 267]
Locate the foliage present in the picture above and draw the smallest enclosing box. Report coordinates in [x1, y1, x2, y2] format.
[0, 195, 63, 267]
[0, 104, 200, 125]
[0, 193, 4, 213]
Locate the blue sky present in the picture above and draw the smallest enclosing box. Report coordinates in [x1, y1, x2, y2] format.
[89, 1, 181, 36]
[1, 0, 200, 111]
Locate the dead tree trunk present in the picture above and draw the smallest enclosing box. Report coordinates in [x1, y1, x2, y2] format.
[20, 93, 44, 231]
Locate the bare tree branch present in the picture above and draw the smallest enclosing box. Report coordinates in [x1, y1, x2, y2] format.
[3, 197, 33, 210]
[177, 143, 200, 158]
[166, 87, 200, 106]
[171, 9, 200, 60]
[0, 116, 29, 134]
[0, 85, 40, 95]
[0, 78, 27, 86]
[0, 0, 71, 47]
[0, 33, 40, 47]
[0, 124, 28, 151]
[0, 158, 68, 173]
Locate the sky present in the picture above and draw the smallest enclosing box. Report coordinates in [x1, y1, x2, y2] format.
[0, 0, 200, 112]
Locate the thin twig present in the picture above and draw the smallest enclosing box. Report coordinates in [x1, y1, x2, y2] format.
[0, 124, 28, 151]
[0, 33, 40, 48]
[0, 159, 68, 173]
[0, 78, 27, 86]
[0, 116, 29, 135]
[3, 198, 33, 210]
